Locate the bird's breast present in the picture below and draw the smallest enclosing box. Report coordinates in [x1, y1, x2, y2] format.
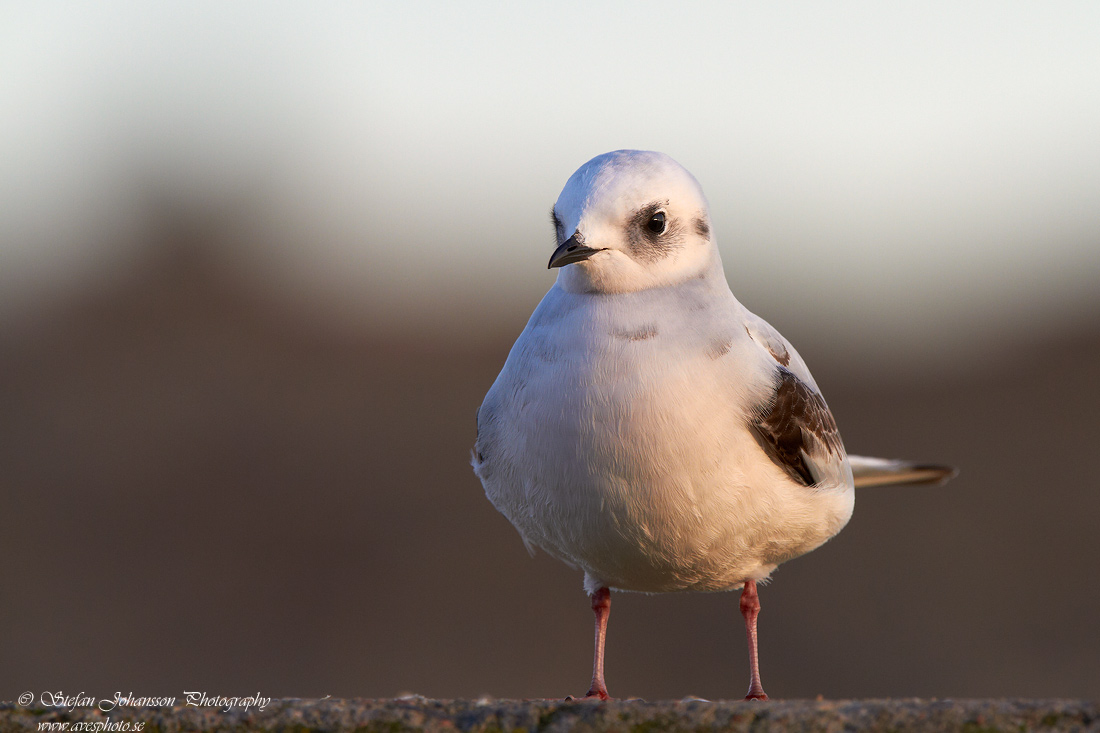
[476, 288, 850, 592]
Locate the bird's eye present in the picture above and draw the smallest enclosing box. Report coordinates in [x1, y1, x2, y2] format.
[646, 211, 667, 234]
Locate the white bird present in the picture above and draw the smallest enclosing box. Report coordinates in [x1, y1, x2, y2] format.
[472, 150, 955, 701]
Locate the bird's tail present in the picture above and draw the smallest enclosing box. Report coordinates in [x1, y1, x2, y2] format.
[848, 455, 958, 488]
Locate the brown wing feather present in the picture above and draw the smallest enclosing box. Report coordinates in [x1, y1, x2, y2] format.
[750, 366, 844, 487]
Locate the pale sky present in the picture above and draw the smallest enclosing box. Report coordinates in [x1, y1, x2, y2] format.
[3, 2, 1100, 370]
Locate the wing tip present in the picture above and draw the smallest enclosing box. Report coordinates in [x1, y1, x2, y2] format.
[852, 461, 959, 489]
[912, 463, 960, 484]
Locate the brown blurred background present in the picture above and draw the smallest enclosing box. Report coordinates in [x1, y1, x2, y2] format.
[2, 2, 1099, 703]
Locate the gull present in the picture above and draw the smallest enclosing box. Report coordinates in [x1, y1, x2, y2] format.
[472, 150, 955, 701]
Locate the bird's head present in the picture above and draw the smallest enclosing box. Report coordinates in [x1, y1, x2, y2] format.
[548, 150, 720, 294]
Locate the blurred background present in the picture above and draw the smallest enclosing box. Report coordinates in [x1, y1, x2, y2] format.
[2, 1, 1099, 702]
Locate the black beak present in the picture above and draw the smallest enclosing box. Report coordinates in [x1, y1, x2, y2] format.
[548, 232, 606, 269]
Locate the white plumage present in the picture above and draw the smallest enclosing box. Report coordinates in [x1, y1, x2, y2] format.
[472, 150, 954, 700]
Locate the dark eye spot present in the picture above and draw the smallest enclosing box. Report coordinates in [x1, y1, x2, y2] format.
[627, 202, 678, 261]
[646, 211, 667, 234]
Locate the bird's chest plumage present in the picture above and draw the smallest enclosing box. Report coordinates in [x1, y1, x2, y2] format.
[524, 327, 743, 486]
[475, 287, 832, 592]
[497, 287, 758, 489]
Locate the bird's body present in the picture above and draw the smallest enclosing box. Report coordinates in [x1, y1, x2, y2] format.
[475, 261, 854, 595]
[473, 150, 954, 699]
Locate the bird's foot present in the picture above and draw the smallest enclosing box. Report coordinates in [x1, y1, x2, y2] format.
[564, 688, 610, 702]
[744, 690, 769, 701]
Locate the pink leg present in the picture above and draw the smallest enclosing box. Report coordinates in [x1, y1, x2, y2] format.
[740, 580, 769, 701]
[584, 587, 611, 700]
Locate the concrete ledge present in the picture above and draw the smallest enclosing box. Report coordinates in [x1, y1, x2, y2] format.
[2, 698, 1097, 733]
